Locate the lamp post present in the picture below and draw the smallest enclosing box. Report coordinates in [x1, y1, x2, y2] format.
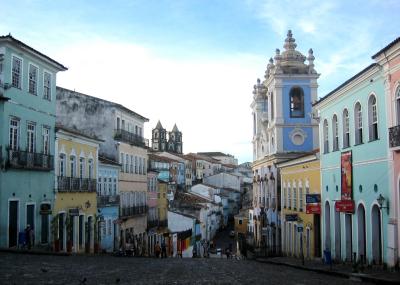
[377, 194, 389, 215]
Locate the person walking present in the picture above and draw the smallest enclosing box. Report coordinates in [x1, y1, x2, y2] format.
[154, 241, 161, 258]
[25, 225, 34, 250]
[161, 242, 167, 258]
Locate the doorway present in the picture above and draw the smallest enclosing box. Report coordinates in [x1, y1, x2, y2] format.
[371, 205, 382, 264]
[314, 214, 321, 257]
[324, 202, 331, 251]
[345, 214, 353, 261]
[8, 201, 19, 248]
[357, 204, 366, 262]
[334, 208, 341, 261]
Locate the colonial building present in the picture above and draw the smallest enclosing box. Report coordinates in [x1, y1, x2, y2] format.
[314, 48, 391, 264]
[374, 37, 400, 267]
[97, 156, 120, 253]
[250, 30, 319, 254]
[53, 125, 101, 253]
[278, 151, 321, 259]
[0, 35, 67, 248]
[56, 87, 149, 254]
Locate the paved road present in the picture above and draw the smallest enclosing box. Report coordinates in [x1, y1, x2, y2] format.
[0, 252, 359, 285]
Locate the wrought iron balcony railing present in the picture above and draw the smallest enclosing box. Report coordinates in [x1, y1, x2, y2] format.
[389, 125, 400, 148]
[121, 205, 148, 218]
[57, 176, 97, 192]
[114, 129, 149, 148]
[97, 195, 120, 207]
[7, 150, 53, 170]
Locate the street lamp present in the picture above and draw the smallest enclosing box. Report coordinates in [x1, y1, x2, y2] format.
[377, 194, 389, 214]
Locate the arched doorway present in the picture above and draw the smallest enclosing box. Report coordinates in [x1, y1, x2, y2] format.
[325, 201, 331, 250]
[371, 205, 382, 264]
[345, 214, 353, 261]
[357, 204, 366, 262]
[334, 209, 341, 261]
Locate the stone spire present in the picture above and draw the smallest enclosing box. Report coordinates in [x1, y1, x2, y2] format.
[155, 120, 164, 129]
[307, 48, 316, 74]
[172, 124, 179, 132]
[265, 57, 275, 79]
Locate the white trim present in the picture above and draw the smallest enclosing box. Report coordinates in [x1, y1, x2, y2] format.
[42, 69, 52, 101]
[28, 62, 39, 96]
[11, 54, 23, 90]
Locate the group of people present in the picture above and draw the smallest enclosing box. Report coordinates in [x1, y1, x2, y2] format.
[154, 241, 167, 258]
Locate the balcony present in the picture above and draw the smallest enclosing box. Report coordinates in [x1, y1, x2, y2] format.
[389, 125, 400, 149]
[114, 129, 149, 148]
[97, 195, 120, 207]
[57, 176, 97, 192]
[7, 150, 53, 171]
[121, 205, 148, 218]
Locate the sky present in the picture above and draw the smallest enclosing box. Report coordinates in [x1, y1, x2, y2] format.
[1, 0, 399, 164]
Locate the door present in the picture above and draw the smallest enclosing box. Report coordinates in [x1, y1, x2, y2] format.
[79, 215, 84, 250]
[345, 214, 352, 261]
[41, 214, 49, 244]
[314, 214, 321, 257]
[9, 201, 18, 247]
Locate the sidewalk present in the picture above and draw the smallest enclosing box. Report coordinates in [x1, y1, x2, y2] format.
[255, 256, 400, 284]
[0, 247, 70, 256]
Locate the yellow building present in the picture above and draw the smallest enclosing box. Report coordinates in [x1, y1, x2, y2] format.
[158, 180, 168, 228]
[53, 125, 101, 253]
[278, 152, 321, 259]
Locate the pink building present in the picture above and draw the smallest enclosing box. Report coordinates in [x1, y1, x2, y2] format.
[373, 37, 400, 266]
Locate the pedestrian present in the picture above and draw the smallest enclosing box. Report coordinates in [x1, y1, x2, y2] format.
[25, 225, 33, 250]
[161, 242, 167, 258]
[154, 241, 161, 258]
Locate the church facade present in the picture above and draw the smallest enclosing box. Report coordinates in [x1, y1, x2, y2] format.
[251, 30, 319, 255]
[151, 121, 182, 154]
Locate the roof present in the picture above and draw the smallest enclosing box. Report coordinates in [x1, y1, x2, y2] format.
[56, 86, 149, 122]
[148, 153, 180, 163]
[194, 183, 219, 190]
[171, 124, 179, 132]
[98, 156, 121, 166]
[372, 37, 400, 59]
[197, 152, 230, 157]
[314, 63, 379, 107]
[0, 34, 67, 71]
[155, 120, 164, 130]
[168, 209, 197, 221]
[186, 153, 220, 164]
[174, 191, 211, 205]
[56, 124, 104, 142]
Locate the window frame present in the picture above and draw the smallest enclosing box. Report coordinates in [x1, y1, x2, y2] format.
[27, 122, 36, 153]
[354, 102, 363, 145]
[342, 108, 350, 148]
[9, 117, 20, 151]
[11, 55, 22, 89]
[368, 94, 379, 141]
[28, 63, 39, 95]
[289, 87, 305, 118]
[323, 119, 329, 153]
[332, 114, 339, 151]
[43, 70, 52, 101]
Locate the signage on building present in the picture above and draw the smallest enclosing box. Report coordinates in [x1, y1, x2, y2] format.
[341, 151, 353, 200]
[306, 204, 321, 214]
[285, 214, 298, 222]
[39, 204, 52, 215]
[306, 194, 321, 204]
[335, 200, 355, 213]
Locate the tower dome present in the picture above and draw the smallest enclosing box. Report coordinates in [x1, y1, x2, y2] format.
[279, 30, 309, 74]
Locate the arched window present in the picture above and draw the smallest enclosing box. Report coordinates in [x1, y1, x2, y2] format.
[343, 109, 350, 148]
[332, 114, 339, 151]
[70, 155, 76, 177]
[289, 87, 304, 118]
[59, 154, 66, 177]
[88, 159, 93, 179]
[293, 181, 297, 210]
[270, 92, 274, 120]
[323, 119, 329, 153]
[368, 95, 378, 141]
[355, 102, 363, 144]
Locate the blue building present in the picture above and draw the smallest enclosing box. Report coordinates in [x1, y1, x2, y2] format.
[314, 60, 390, 265]
[251, 30, 319, 253]
[0, 35, 66, 248]
[97, 156, 120, 252]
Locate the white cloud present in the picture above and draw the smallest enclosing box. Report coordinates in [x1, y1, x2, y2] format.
[55, 39, 265, 163]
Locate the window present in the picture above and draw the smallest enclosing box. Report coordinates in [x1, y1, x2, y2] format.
[43, 72, 51, 100]
[42, 127, 50, 155]
[289, 87, 304, 118]
[355, 102, 363, 144]
[120, 153, 124, 172]
[103, 177, 107, 195]
[130, 155, 133, 173]
[299, 186, 303, 211]
[125, 154, 129, 173]
[70, 156, 76, 177]
[288, 184, 291, 209]
[135, 156, 138, 174]
[293, 184, 297, 210]
[12, 56, 22, 89]
[28, 64, 38, 95]
[323, 119, 329, 153]
[343, 109, 350, 148]
[108, 178, 112, 194]
[88, 159, 93, 179]
[368, 95, 378, 141]
[98, 177, 102, 194]
[9, 118, 20, 151]
[79, 157, 85, 178]
[117, 117, 121, 130]
[27, 123, 36, 153]
[108, 219, 112, 235]
[282, 186, 286, 208]
[332, 115, 339, 151]
[113, 178, 117, 195]
[59, 154, 66, 176]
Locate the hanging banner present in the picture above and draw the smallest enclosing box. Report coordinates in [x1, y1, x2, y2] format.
[341, 151, 353, 201]
[335, 200, 355, 213]
[306, 204, 321, 214]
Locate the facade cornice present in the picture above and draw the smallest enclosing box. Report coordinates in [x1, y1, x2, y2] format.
[314, 64, 381, 110]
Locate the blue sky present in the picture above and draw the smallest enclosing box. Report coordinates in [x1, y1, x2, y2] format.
[1, 0, 399, 163]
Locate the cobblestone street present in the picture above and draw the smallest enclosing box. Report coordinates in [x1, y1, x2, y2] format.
[0, 252, 359, 285]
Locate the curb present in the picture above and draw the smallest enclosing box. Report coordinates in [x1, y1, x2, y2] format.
[255, 258, 399, 284]
[0, 248, 71, 256]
